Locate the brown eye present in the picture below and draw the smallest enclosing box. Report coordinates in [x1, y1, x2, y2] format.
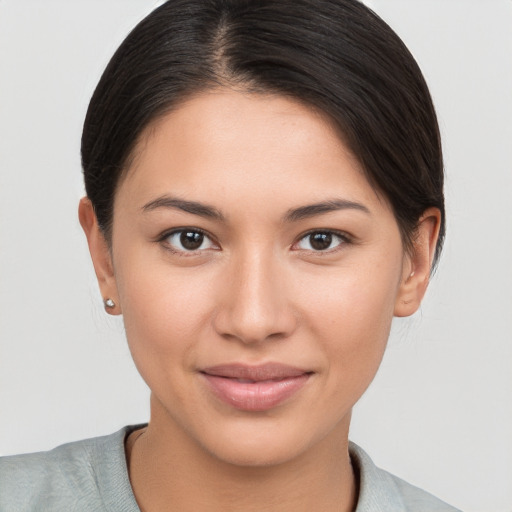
[181, 231, 204, 250]
[309, 232, 332, 250]
[295, 231, 346, 252]
[165, 229, 216, 252]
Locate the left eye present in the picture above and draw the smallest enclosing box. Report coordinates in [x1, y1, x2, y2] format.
[295, 231, 346, 251]
[165, 229, 216, 252]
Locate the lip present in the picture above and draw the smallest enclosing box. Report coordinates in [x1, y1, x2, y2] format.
[200, 363, 312, 412]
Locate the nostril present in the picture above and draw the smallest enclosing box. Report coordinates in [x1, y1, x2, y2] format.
[212, 305, 298, 345]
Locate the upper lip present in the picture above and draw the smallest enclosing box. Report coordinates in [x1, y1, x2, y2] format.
[201, 363, 311, 381]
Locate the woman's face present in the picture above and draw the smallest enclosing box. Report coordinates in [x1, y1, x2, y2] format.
[92, 90, 427, 466]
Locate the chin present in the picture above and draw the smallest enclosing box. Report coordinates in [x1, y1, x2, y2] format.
[207, 437, 306, 468]
[195, 415, 335, 469]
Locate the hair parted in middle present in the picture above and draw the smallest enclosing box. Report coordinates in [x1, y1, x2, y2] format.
[82, 0, 444, 264]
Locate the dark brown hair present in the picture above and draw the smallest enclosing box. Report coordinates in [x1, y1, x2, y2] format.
[81, 0, 445, 266]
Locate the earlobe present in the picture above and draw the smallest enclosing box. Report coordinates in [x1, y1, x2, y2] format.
[394, 207, 441, 317]
[78, 197, 121, 315]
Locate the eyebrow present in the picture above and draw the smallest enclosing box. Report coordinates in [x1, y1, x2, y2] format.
[142, 196, 225, 221]
[284, 199, 371, 222]
[142, 195, 370, 223]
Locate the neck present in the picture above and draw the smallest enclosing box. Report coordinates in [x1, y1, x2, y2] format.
[127, 398, 357, 512]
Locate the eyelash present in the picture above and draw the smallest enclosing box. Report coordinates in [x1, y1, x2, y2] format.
[293, 229, 352, 254]
[158, 227, 219, 256]
[157, 228, 352, 255]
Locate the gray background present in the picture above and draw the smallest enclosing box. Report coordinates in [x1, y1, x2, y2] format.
[0, 1, 511, 510]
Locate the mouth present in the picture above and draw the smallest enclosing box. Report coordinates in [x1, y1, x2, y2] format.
[200, 363, 313, 412]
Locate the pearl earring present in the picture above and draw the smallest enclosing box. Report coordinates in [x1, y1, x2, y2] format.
[104, 298, 115, 308]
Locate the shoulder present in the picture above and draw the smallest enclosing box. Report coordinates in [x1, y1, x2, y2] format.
[349, 442, 462, 512]
[0, 426, 142, 512]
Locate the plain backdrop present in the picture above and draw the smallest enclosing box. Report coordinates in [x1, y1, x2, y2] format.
[0, 1, 511, 511]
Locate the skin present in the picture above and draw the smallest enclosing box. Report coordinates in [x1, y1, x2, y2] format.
[79, 90, 440, 512]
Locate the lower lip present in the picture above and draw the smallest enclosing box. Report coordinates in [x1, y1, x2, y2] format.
[201, 373, 311, 412]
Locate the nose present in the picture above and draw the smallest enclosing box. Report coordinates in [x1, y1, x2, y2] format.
[213, 250, 298, 345]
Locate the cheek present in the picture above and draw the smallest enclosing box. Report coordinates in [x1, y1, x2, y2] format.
[294, 258, 402, 393]
[114, 253, 215, 380]
[297, 259, 399, 336]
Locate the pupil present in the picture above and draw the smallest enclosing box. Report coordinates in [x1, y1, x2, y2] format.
[310, 232, 332, 250]
[180, 231, 203, 250]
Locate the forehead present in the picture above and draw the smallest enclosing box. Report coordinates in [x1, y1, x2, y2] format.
[137, 89, 355, 164]
[116, 90, 387, 217]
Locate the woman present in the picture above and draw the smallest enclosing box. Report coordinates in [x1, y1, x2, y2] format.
[0, 0, 461, 510]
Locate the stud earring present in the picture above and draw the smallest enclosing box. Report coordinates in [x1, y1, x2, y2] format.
[104, 298, 116, 309]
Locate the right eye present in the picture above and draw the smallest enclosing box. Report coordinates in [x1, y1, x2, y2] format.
[293, 230, 349, 252]
[163, 229, 218, 253]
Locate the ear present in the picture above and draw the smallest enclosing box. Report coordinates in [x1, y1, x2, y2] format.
[78, 197, 121, 315]
[394, 207, 441, 317]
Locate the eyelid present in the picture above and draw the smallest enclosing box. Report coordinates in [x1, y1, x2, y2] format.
[292, 229, 353, 252]
[157, 226, 220, 254]
[155, 227, 352, 254]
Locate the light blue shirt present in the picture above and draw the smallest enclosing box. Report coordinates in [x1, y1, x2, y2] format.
[0, 426, 461, 511]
